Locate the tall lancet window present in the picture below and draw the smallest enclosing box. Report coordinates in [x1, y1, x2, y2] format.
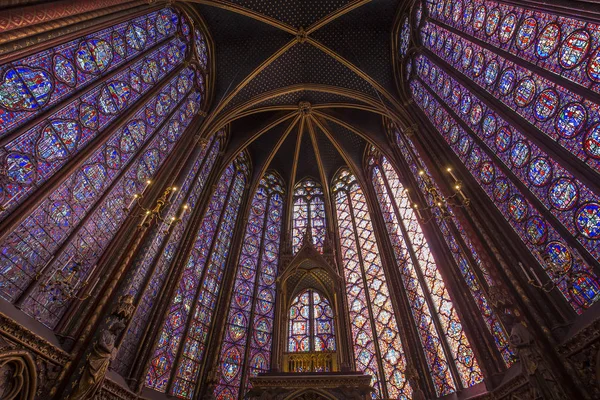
[370, 153, 482, 395]
[333, 169, 411, 399]
[0, 7, 206, 328]
[214, 172, 284, 400]
[404, 0, 600, 314]
[389, 133, 515, 366]
[112, 131, 223, 375]
[287, 289, 336, 354]
[145, 153, 249, 399]
[292, 178, 326, 254]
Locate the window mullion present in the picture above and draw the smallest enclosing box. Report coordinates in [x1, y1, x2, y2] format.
[379, 166, 463, 389]
[345, 190, 391, 400]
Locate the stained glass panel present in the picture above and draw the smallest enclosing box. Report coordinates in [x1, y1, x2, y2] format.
[409, 76, 600, 313]
[214, 172, 284, 400]
[292, 179, 326, 254]
[334, 170, 411, 399]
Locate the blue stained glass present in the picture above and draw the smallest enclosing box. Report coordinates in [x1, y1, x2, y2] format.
[498, 13, 517, 43]
[584, 124, 600, 159]
[0, 67, 53, 111]
[495, 127, 511, 152]
[549, 178, 579, 211]
[510, 141, 530, 168]
[559, 30, 591, 69]
[76, 39, 113, 74]
[526, 217, 547, 245]
[498, 69, 516, 96]
[484, 60, 499, 85]
[508, 195, 528, 222]
[7, 153, 36, 184]
[485, 8, 501, 36]
[589, 49, 600, 82]
[555, 103, 586, 139]
[53, 55, 76, 86]
[536, 23, 561, 59]
[533, 89, 559, 121]
[576, 203, 600, 239]
[480, 161, 495, 184]
[528, 157, 553, 187]
[514, 78, 536, 107]
[516, 17, 537, 50]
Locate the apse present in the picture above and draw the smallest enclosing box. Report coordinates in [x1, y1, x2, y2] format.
[0, 1, 599, 400]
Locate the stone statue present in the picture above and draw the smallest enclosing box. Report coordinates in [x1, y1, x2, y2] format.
[67, 295, 134, 400]
[509, 322, 566, 400]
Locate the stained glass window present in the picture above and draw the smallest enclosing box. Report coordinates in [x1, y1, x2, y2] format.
[112, 131, 223, 375]
[0, 7, 210, 329]
[287, 289, 336, 354]
[389, 133, 514, 366]
[333, 169, 411, 399]
[408, 76, 600, 314]
[370, 151, 489, 393]
[401, 0, 600, 315]
[145, 153, 249, 399]
[292, 179, 326, 254]
[214, 172, 284, 400]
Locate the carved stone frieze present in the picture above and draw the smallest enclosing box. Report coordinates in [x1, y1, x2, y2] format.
[559, 317, 600, 399]
[0, 314, 67, 400]
[96, 377, 139, 400]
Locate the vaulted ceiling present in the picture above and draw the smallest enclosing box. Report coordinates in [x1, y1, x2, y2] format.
[185, 0, 410, 188]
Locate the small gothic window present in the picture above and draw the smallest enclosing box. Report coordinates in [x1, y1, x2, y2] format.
[288, 289, 336, 353]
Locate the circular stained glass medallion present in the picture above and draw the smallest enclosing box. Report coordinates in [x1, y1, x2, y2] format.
[480, 161, 495, 184]
[470, 103, 483, 125]
[462, 47, 474, 69]
[486, 8, 501, 36]
[514, 77, 536, 107]
[508, 194, 528, 222]
[526, 216, 547, 245]
[545, 241, 573, 272]
[575, 203, 600, 239]
[559, 30, 591, 69]
[516, 17, 537, 50]
[482, 113, 497, 137]
[495, 126, 512, 152]
[498, 69, 517, 96]
[458, 135, 471, 155]
[229, 312, 247, 341]
[472, 52, 485, 77]
[555, 103, 586, 139]
[473, 5, 486, 31]
[452, 41, 463, 64]
[588, 48, 600, 82]
[222, 347, 241, 382]
[484, 60, 499, 85]
[584, 123, 600, 159]
[460, 93, 471, 114]
[494, 178, 510, 202]
[510, 141, 530, 168]
[498, 13, 517, 43]
[528, 157, 553, 187]
[449, 125, 460, 144]
[536, 23, 561, 58]
[534, 89, 559, 122]
[463, 3, 474, 25]
[549, 178, 579, 211]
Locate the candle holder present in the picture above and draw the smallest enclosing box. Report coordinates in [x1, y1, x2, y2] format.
[519, 248, 589, 293]
[38, 255, 98, 306]
[409, 167, 470, 225]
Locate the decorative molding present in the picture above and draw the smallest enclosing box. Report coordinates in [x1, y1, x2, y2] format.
[0, 312, 70, 365]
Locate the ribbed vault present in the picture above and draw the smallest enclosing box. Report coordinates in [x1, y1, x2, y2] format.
[181, 0, 412, 188]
